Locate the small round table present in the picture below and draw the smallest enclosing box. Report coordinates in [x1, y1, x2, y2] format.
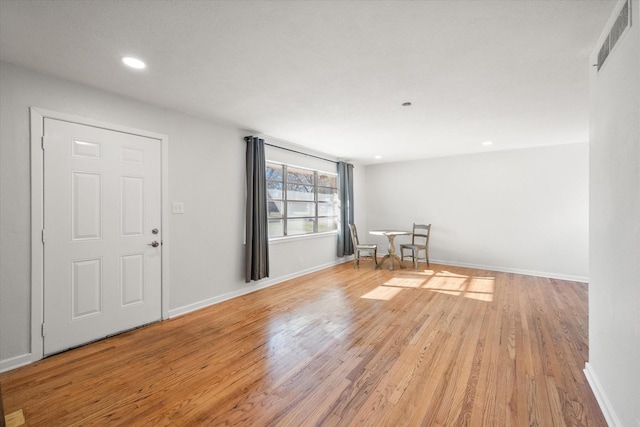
[369, 230, 411, 270]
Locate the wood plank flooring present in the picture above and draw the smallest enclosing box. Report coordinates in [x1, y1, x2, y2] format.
[0, 262, 606, 426]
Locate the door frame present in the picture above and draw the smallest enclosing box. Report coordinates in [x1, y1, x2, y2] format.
[30, 107, 170, 361]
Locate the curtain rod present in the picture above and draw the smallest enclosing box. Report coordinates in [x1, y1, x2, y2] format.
[265, 143, 337, 164]
[245, 136, 338, 164]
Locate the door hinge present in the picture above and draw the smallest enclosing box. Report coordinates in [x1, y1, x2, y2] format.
[41, 136, 46, 150]
[42, 229, 46, 243]
[41, 323, 46, 337]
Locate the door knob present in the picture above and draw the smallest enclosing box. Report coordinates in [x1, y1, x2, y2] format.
[148, 241, 159, 248]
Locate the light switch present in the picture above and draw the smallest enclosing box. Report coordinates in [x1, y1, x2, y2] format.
[172, 202, 185, 214]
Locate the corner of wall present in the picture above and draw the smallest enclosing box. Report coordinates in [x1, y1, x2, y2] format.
[584, 363, 624, 427]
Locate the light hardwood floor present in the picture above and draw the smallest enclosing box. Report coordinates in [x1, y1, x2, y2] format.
[1, 262, 606, 426]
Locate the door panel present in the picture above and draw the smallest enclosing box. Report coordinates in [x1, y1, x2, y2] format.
[71, 171, 102, 240]
[121, 176, 144, 237]
[121, 253, 145, 306]
[71, 258, 102, 319]
[43, 118, 162, 356]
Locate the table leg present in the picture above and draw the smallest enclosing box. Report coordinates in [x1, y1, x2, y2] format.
[377, 235, 406, 270]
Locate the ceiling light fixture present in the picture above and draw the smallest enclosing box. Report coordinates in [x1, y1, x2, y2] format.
[375, 155, 382, 159]
[122, 56, 146, 70]
[482, 141, 493, 146]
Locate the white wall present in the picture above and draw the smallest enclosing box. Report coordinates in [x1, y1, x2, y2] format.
[586, 1, 640, 426]
[363, 144, 589, 280]
[352, 162, 368, 229]
[0, 61, 346, 370]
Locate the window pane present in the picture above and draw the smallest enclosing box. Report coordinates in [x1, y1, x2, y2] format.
[266, 163, 283, 180]
[287, 167, 314, 185]
[287, 184, 314, 201]
[268, 200, 283, 218]
[268, 219, 283, 237]
[288, 218, 315, 235]
[318, 173, 337, 187]
[318, 202, 335, 217]
[267, 182, 282, 199]
[318, 217, 337, 232]
[266, 161, 340, 239]
[287, 202, 315, 218]
[318, 186, 337, 202]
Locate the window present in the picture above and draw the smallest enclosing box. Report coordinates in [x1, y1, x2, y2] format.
[266, 162, 338, 238]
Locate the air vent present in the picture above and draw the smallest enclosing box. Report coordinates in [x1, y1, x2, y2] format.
[597, 0, 632, 71]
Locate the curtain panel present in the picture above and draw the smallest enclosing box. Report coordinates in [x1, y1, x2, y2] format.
[337, 161, 354, 257]
[244, 136, 269, 282]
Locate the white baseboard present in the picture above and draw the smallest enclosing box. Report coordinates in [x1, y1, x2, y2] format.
[430, 258, 589, 283]
[584, 362, 622, 427]
[0, 353, 32, 374]
[168, 258, 351, 319]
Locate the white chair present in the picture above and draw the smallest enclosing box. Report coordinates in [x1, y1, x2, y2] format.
[349, 224, 377, 268]
[400, 223, 431, 268]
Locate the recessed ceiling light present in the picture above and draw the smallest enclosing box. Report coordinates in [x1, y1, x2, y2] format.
[122, 56, 146, 70]
[374, 155, 382, 159]
[482, 141, 493, 146]
[402, 102, 412, 107]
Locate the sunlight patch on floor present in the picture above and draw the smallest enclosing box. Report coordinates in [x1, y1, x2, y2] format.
[468, 277, 495, 293]
[424, 271, 495, 302]
[383, 277, 426, 288]
[429, 289, 494, 302]
[361, 286, 404, 300]
[359, 270, 495, 302]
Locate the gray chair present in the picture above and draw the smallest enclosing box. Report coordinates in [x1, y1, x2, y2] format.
[348, 224, 377, 268]
[400, 223, 431, 268]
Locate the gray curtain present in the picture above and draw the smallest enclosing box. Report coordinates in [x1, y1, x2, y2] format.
[245, 136, 269, 282]
[337, 161, 354, 257]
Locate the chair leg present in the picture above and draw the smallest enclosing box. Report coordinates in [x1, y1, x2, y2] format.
[373, 248, 378, 268]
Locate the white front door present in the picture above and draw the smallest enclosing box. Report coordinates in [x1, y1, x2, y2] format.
[43, 118, 162, 356]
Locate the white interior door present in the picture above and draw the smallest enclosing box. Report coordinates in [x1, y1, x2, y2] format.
[43, 118, 162, 356]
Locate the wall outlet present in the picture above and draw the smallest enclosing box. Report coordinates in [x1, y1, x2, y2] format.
[172, 202, 185, 214]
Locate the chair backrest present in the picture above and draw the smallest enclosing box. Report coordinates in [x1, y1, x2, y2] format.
[348, 224, 360, 247]
[412, 223, 431, 245]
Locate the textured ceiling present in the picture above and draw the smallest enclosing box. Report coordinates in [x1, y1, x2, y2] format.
[0, 0, 616, 164]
